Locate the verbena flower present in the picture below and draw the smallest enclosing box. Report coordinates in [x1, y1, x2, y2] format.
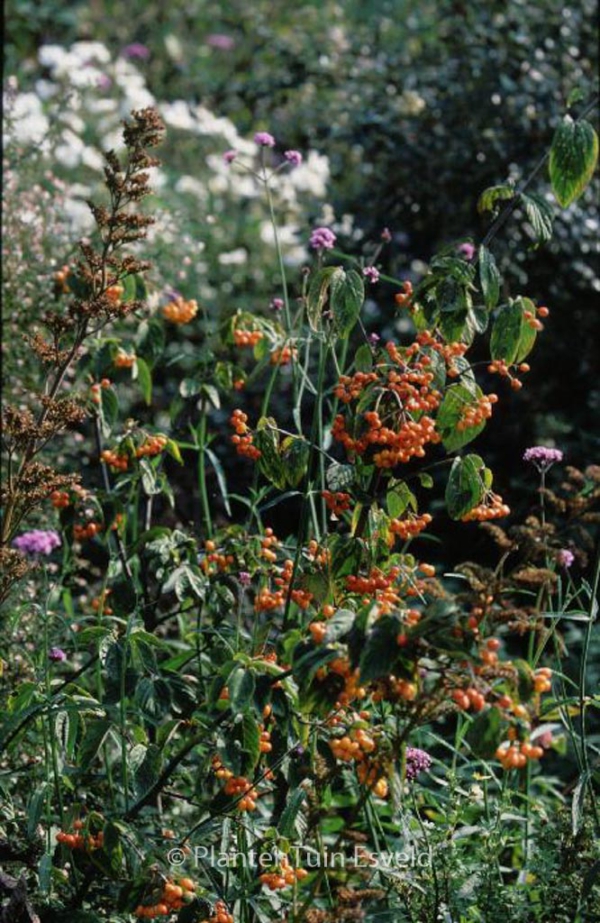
[270, 297, 284, 311]
[284, 150, 303, 166]
[238, 571, 251, 586]
[363, 266, 380, 284]
[523, 445, 563, 471]
[223, 149, 237, 164]
[556, 549, 574, 568]
[405, 746, 432, 780]
[309, 226, 337, 250]
[458, 242, 475, 260]
[381, 227, 392, 242]
[368, 333, 380, 347]
[121, 43, 150, 60]
[49, 647, 67, 662]
[206, 34, 236, 51]
[254, 131, 276, 147]
[13, 529, 61, 556]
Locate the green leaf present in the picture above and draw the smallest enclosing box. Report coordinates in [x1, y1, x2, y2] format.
[437, 384, 486, 452]
[135, 357, 152, 405]
[521, 192, 553, 245]
[133, 743, 162, 798]
[465, 707, 503, 758]
[330, 268, 364, 337]
[549, 116, 599, 208]
[445, 455, 487, 520]
[386, 482, 416, 519]
[478, 246, 501, 309]
[278, 788, 307, 838]
[79, 718, 112, 768]
[326, 463, 355, 491]
[228, 667, 256, 713]
[179, 378, 202, 398]
[354, 344, 374, 372]
[306, 267, 341, 332]
[205, 447, 231, 516]
[254, 418, 287, 489]
[280, 436, 310, 487]
[513, 297, 538, 363]
[324, 608, 355, 643]
[359, 616, 403, 683]
[490, 300, 527, 365]
[477, 184, 515, 214]
[165, 438, 183, 465]
[100, 386, 119, 434]
[162, 564, 206, 601]
[27, 782, 48, 837]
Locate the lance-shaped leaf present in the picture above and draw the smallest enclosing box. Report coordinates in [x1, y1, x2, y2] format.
[306, 266, 343, 332]
[280, 435, 310, 487]
[521, 192, 553, 245]
[477, 184, 516, 214]
[478, 245, 501, 309]
[490, 297, 537, 365]
[549, 115, 599, 208]
[254, 417, 287, 489]
[330, 268, 364, 337]
[445, 454, 487, 520]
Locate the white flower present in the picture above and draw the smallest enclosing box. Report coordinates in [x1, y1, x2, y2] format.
[218, 248, 248, 265]
[6, 92, 49, 147]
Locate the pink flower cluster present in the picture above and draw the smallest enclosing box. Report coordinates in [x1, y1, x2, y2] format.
[405, 746, 432, 780]
[13, 529, 61, 556]
[309, 227, 337, 250]
[523, 446, 564, 471]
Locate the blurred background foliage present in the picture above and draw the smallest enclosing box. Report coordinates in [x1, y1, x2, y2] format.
[4, 0, 599, 547]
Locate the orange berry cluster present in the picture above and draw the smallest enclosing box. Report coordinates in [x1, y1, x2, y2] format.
[114, 348, 136, 368]
[260, 855, 308, 890]
[414, 330, 468, 378]
[162, 297, 198, 324]
[200, 539, 236, 575]
[73, 521, 102, 540]
[101, 448, 129, 472]
[53, 264, 71, 294]
[233, 328, 263, 347]
[322, 490, 352, 516]
[322, 657, 366, 706]
[456, 393, 498, 431]
[534, 667, 552, 693]
[495, 739, 545, 770]
[389, 513, 432, 540]
[199, 900, 234, 923]
[451, 687, 486, 712]
[356, 761, 389, 798]
[51, 490, 70, 509]
[230, 409, 261, 460]
[270, 345, 297, 365]
[394, 280, 413, 307]
[105, 283, 124, 304]
[524, 304, 548, 331]
[56, 819, 104, 851]
[260, 527, 280, 563]
[461, 491, 510, 522]
[330, 726, 377, 762]
[371, 676, 417, 703]
[212, 757, 263, 812]
[134, 878, 197, 918]
[487, 359, 530, 391]
[309, 621, 328, 643]
[135, 434, 168, 458]
[91, 589, 113, 615]
[90, 379, 112, 405]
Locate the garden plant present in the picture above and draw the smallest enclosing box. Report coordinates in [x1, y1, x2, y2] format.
[1, 11, 600, 923]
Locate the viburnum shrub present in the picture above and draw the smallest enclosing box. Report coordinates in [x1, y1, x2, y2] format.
[0, 100, 599, 923]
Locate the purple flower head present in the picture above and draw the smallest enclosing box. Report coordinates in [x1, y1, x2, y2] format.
[458, 242, 475, 260]
[363, 266, 380, 284]
[254, 131, 276, 148]
[284, 150, 303, 167]
[13, 530, 61, 556]
[523, 445, 564, 472]
[206, 33, 236, 50]
[368, 333, 381, 347]
[381, 227, 392, 243]
[96, 74, 112, 91]
[121, 43, 150, 60]
[556, 548, 574, 569]
[405, 746, 432, 781]
[49, 647, 67, 662]
[309, 226, 337, 251]
[270, 297, 284, 311]
[223, 149, 238, 164]
[238, 571, 251, 586]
